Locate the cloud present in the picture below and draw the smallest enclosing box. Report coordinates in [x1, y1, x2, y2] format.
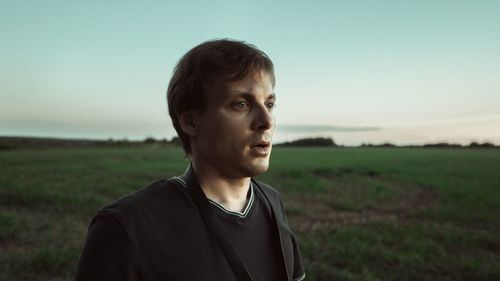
[277, 124, 382, 133]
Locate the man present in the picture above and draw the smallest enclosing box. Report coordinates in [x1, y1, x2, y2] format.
[74, 39, 305, 281]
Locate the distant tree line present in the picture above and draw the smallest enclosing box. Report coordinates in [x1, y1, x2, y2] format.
[276, 137, 337, 147]
[360, 141, 496, 148]
[0, 136, 181, 150]
[360, 142, 396, 147]
[142, 136, 182, 145]
[276, 139, 497, 148]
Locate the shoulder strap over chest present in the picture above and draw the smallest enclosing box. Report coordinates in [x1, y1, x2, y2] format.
[172, 167, 254, 281]
[252, 180, 290, 281]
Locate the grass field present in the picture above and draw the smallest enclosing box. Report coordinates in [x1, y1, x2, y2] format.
[1, 146, 499, 281]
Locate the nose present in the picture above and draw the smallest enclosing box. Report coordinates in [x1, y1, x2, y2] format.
[252, 103, 275, 131]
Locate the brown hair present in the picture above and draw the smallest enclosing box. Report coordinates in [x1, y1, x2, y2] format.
[166, 38, 275, 154]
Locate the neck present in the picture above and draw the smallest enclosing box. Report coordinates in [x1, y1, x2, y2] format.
[191, 161, 251, 213]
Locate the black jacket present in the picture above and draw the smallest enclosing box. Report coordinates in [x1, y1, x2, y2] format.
[75, 166, 305, 281]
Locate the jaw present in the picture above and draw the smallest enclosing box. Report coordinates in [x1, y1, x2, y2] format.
[244, 150, 272, 176]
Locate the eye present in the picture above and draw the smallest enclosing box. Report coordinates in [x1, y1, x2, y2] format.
[265, 102, 275, 110]
[232, 100, 250, 110]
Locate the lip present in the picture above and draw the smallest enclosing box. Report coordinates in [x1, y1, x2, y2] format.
[251, 140, 270, 147]
[249, 140, 272, 156]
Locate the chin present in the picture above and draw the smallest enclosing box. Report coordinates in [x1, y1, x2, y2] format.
[246, 159, 270, 177]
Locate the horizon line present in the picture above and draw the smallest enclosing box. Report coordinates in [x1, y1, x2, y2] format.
[1, 134, 497, 147]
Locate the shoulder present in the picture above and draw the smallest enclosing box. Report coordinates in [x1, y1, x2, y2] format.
[101, 179, 179, 211]
[95, 178, 194, 233]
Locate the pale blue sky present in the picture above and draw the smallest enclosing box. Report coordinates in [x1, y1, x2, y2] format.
[1, 0, 499, 145]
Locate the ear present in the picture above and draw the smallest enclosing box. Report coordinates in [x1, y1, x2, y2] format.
[178, 111, 197, 136]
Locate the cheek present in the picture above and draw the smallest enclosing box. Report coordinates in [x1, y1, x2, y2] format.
[217, 111, 250, 131]
[197, 110, 251, 143]
[198, 119, 237, 141]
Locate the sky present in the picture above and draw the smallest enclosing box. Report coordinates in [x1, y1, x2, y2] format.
[1, 0, 499, 145]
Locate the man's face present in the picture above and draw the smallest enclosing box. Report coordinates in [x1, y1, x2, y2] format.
[191, 71, 275, 178]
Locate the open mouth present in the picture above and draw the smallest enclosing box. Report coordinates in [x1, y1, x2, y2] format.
[249, 140, 271, 156]
[251, 141, 270, 149]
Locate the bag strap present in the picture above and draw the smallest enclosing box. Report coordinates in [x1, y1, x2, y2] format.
[180, 172, 254, 281]
[252, 179, 290, 281]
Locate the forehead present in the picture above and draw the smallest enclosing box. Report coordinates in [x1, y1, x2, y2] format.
[221, 71, 274, 98]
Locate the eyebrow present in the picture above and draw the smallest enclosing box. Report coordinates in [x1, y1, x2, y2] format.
[228, 92, 276, 100]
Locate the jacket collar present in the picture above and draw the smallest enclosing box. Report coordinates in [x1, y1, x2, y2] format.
[177, 164, 290, 280]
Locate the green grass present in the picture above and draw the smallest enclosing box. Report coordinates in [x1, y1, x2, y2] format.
[1, 146, 499, 280]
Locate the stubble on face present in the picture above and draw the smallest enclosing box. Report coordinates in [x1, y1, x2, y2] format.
[191, 71, 276, 179]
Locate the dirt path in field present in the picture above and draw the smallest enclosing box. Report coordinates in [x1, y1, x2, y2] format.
[285, 169, 439, 233]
